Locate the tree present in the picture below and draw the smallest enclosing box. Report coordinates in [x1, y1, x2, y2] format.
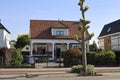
[74, 0, 94, 74]
[10, 48, 23, 67]
[0, 48, 12, 67]
[15, 34, 30, 49]
[89, 41, 98, 52]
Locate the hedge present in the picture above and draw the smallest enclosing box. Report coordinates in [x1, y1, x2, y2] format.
[63, 48, 82, 67]
[87, 50, 116, 66]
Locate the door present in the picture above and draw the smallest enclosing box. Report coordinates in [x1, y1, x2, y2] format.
[56, 48, 61, 58]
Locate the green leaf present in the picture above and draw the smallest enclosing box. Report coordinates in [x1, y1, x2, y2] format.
[84, 6, 89, 12]
[80, 19, 86, 24]
[74, 35, 79, 41]
[85, 20, 91, 25]
[91, 33, 94, 37]
[78, 25, 84, 31]
[85, 26, 90, 29]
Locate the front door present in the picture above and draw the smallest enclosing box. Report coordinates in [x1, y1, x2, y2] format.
[56, 48, 61, 58]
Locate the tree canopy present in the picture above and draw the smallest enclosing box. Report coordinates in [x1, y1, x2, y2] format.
[89, 41, 98, 52]
[15, 34, 30, 49]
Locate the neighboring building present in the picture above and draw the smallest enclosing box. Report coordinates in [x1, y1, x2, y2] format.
[30, 20, 90, 60]
[98, 19, 120, 51]
[21, 45, 30, 63]
[0, 22, 10, 48]
[21, 45, 30, 55]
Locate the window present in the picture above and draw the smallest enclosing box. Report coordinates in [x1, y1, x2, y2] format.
[56, 31, 64, 36]
[26, 47, 29, 50]
[71, 44, 81, 49]
[107, 27, 111, 32]
[51, 28, 68, 36]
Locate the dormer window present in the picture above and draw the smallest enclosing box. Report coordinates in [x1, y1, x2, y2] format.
[56, 31, 64, 36]
[51, 27, 68, 36]
[107, 27, 111, 32]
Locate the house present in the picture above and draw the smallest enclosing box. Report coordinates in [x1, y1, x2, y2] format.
[0, 22, 10, 48]
[21, 45, 30, 54]
[21, 45, 30, 63]
[21, 45, 30, 56]
[98, 19, 120, 51]
[30, 20, 90, 60]
[98, 19, 120, 64]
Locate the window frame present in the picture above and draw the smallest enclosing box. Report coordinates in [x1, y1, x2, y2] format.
[56, 31, 64, 36]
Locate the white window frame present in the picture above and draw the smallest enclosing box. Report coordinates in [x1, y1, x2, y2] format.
[56, 31, 64, 36]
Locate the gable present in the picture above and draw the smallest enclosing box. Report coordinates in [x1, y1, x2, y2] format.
[99, 19, 120, 37]
[21, 45, 30, 52]
[0, 23, 10, 34]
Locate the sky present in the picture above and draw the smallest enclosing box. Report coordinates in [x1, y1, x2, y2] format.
[0, 0, 120, 44]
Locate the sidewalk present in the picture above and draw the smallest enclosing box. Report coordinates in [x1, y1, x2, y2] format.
[0, 62, 120, 75]
[0, 67, 120, 75]
[95, 67, 120, 73]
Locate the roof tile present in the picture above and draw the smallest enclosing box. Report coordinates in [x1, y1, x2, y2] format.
[30, 20, 90, 39]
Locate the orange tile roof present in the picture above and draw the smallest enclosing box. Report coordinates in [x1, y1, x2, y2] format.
[30, 20, 90, 39]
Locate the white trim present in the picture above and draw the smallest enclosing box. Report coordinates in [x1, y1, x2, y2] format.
[52, 43, 55, 60]
[31, 39, 81, 44]
[98, 32, 120, 39]
[30, 40, 33, 56]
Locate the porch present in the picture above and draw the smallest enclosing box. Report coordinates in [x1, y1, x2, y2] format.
[30, 39, 86, 60]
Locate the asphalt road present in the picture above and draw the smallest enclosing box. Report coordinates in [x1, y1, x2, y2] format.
[0, 72, 120, 80]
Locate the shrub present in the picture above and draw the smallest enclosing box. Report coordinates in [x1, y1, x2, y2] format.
[95, 50, 116, 65]
[87, 52, 96, 65]
[103, 51, 116, 65]
[87, 65, 96, 75]
[5, 61, 11, 67]
[0, 47, 12, 67]
[36, 57, 47, 63]
[63, 48, 82, 67]
[71, 65, 83, 73]
[10, 60, 22, 67]
[71, 65, 96, 75]
[10, 48, 23, 67]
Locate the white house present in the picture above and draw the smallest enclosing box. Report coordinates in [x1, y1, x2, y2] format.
[30, 20, 90, 60]
[0, 22, 10, 48]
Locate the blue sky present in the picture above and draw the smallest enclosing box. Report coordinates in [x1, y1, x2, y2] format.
[0, 0, 120, 44]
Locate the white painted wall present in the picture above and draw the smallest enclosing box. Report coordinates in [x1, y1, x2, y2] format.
[0, 29, 10, 48]
[21, 45, 30, 52]
[0, 29, 3, 40]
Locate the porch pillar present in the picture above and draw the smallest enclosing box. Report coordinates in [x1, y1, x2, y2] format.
[67, 43, 69, 50]
[86, 41, 90, 52]
[30, 41, 33, 57]
[52, 43, 55, 60]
